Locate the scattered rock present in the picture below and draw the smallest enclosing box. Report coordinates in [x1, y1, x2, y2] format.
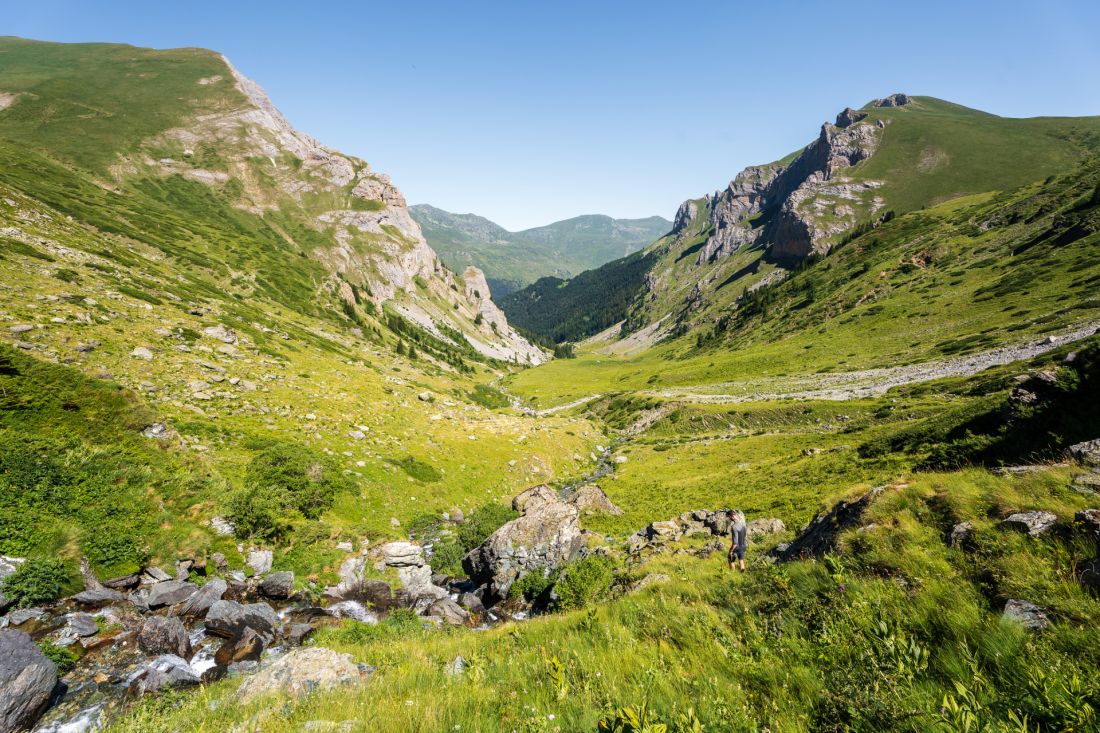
[145, 581, 197, 609]
[247, 549, 273, 575]
[1075, 509, 1100, 537]
[71, 588, 126, 607]
[209, 516, 235, 536]
[1069, 439, 1100, 466]
[380, 542, 424, 568]
[426, 598, 469, 625]
[130, 346, 154, 361]
[1001, 511, 1058, 537]
[203, 325, 237, 344]
[445, 656, 468, 676]
[214, 626, 265, 666]
[204, 600, 279, 641]
[259, 571, 294, 600]
[949, 521, 975, 548]
[417, 391, 434, 402]
[141, 423, 171, 440]
[138, 615, 192, 658]
[237, 647, 371, 703]
[174, 577, 227, 618]
[747, 518, 786, 537]
[457, 592, 485, 615]
[134, 654, 200, 694]
[8, 325, 33, 334]
[1003, 599, 1050, 630]
[143, 567, 172, 584]
[0, 629, 56, 733]
[567, 485, 623, 516]
[66, 613, 99, 638]
[335, 541, 354, 553]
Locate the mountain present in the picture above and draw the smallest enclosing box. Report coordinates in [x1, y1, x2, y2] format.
[0, 38, 601, 592]
[409, 204, 670, 295]
[501, 95, 1100, 349]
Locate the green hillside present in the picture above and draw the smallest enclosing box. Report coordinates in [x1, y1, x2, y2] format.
[410, 204, 669, 295]
[4, 38, 1100, 733]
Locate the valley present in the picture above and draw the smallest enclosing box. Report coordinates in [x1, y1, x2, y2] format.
[0, 35, 1098, 733]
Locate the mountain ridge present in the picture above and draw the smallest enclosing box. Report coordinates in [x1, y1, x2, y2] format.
[409, 203, 670, 295]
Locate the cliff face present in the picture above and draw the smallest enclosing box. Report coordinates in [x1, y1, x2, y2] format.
[681, 96, 903, 266]
[124, 53, 543, 364]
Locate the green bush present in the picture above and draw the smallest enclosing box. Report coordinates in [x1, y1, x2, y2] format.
[468, 384, 511, 410]
[457, 504, 518, 553]
[37, 640, 78, 674]
[1, 558, 70, 608]
[554, 555, 616, 611]
[509, 569, 557, 601]
[228, 442, 354, 540]
[427, 537, 465, 576]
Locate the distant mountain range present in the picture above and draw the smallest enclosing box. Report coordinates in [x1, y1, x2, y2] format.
[409, 205, 671, 296]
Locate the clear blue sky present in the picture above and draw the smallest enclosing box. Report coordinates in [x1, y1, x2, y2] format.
[6, 1, 1100, 230]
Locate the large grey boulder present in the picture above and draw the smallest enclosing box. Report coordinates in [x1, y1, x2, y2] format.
[236, 647, 370, 703]
[567, 485, 622, 516]
[174, 578, 227, 618]
[1003, 599, 1050, 630]
[145, 580, 197, 609]
[71, 588, 126, 607]
[1001, 511, 1058, 537]
[138, 616, 192, 659]
[133, 654, 200, 694]
[259, 571, 294, 600]
[0, 629, 57, 733]
[747, 518, 786, 537]
[426, 598, 469, 626]
[512, 485, 557, 513]
[204, 600, 278, 641]
[1069, 439, 1100, 466]
[247, 549, 273, 575]
[463, 490, 584, 599]
[380, 542, 424, 568]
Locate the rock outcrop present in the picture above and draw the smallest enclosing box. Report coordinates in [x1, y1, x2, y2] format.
[773, 486, 888, 561]
[236, 647, 371, 703]
[0, 629, 57, 733]
[464, 488, 585, 600]
[671, 97, 902, 269]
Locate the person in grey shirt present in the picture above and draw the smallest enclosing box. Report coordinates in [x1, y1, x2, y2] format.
[728, 509, 747, 572]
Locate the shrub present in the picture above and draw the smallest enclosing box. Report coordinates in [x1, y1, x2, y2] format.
[510, 569, 557, 601]
[37, 640, 78, 674]
[457, 504, 518, 553]
[387, 455, 442, 483]
[468, 384, 510, 410]
[228, 442, 354, 540]
[427, 537, 465, 576]
[554, 555, 616, 611]
[1, 558, 70, 608]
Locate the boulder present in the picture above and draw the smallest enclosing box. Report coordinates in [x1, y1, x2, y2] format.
[71, 588, 126, 607]
[1001, 511, 1058, 537]
[458, 592, 486, 616]
[0, 629, 57, 733]
[287, 623, 315, 646]
[134, 654, 200, 694]
[774, 486, 888, 562]
[512, 485, 557, 513]
[426, 598, 469, 626]
[204, 600, 279, 641]
[142, 567, 172, 584]
[214, 627, 265, 666]
[138, 615, 192, 659]
[1075, 509, 1100, 536]
[236, 647, 371, 703]
[397, 566, 447, 604]
[1003, 599, 1050, 630]
[646, 520, 682, 541]
[1069, 439, 1100, 466]
[101, 572, 141, 590]
[747, 518, 786, 537]
[567, 485, 623, 516]
[380, 542, 424, 568]
[704, 511, 733, 537]
[203, 325, 237, 344]
[145, 580, 197, 609]
[949, 521, 975, 548]
[66, 613, 99, 638]
[259, 571, 294, 600]
[247, 549, 273, 575]
[174, 577, 227, 618]
[464, 491, 584, 599]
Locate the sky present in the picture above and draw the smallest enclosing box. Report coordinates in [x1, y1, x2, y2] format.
[5, 1, 1100, 230]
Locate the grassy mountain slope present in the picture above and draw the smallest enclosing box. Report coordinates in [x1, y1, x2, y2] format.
[0, 38, 598, 580]
[501, 97, 1100, 351]
[410, 203, 670, 295]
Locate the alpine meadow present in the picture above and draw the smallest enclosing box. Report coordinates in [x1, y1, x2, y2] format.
[1, 12, 1100, 733]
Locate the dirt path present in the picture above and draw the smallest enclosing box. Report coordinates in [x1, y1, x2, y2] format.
[650, 322, 1099, 404]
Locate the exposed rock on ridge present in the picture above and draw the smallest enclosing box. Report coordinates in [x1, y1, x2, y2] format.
[682, 95, 908, 266]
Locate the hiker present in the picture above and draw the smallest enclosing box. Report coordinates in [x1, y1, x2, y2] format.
[728, 509, 747, 571]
